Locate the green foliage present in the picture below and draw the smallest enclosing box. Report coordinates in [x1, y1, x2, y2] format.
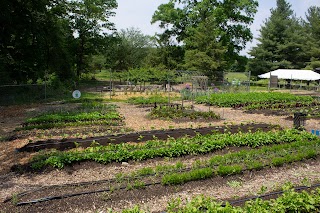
[248, 0, 309, 75]
[196, 92, 314, 108]
[127, 95, 169, 105]
[217, 165, 243, 176]
[152, 0, 258, 77]
[30, 129, 318, 169]
[165, 188, 320, 212]
[162, 168, 213, 185]
[21, 103, 122, 130]
[0, 0, 117, 84]
[149, 106, 220, 120]
[105, 28, 153, 71]
[120, 187, 320, 212]
[133, 180, 146, 189]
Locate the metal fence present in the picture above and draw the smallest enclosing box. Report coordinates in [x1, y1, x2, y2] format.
[0, 84, 47, 106]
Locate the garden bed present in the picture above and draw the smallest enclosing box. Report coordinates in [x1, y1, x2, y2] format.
[17, 123, 278, 152]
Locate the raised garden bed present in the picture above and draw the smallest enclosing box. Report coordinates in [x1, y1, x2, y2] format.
[17, 123, 279, 152]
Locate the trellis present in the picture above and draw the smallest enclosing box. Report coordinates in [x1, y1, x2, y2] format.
[176, 70, 208, 92]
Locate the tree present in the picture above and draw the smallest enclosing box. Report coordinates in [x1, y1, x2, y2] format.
[183, 15, 227, 79]
[143, 34, 185, 70]
[68, 0, 117, 77]
[152, 0, 258, 79]
[248, 0, 307, 76]
[303, 6, 320, 70]
[0, 0, 75, 84]
[105, 28, 153, 71]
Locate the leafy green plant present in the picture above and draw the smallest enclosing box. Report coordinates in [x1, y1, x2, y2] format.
[30, 129, 318, 169]
[196, 92, 316, 108]
[20, 103, 123, 130]
[227, 180, 242, 188]
[217, 165, 243, 176]
[148, 186, 320, 212]
[149, 106, 220, 120]
[127, 95, 171, 105]
[162, 168, 213, 185]
[133, 180, 146, 189]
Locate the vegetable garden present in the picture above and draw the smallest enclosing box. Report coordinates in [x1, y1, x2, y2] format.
[1, 90, 320, 212]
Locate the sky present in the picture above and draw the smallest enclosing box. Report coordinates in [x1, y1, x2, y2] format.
[110, 0, 320, 56]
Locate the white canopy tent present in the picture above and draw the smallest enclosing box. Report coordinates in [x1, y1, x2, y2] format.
[258, 69, 320, 81]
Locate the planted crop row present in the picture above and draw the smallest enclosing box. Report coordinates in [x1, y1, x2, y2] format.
[244, 101, 319, 110]
[21, 102, 123, 130]
[123, 187, 320, 213]
[113, 139, 319, 186]
[22, 103, 121, 129]
[127, 95, 171, 105]
[161, 139, 320, 185]
[30, 129, 317, 169]
[22, 140, 320, 205]
[116, 139, 319, 181]
[20, 120, 124, 130]
[196, 92, 314, 107]
[24, 112, 122, 126]
[149, 106, 220, 120]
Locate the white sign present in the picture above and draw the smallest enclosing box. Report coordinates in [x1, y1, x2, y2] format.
[72, 90, 81, 99]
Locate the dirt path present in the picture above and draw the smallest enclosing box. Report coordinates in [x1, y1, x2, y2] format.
[116, 102, 319, 133]
[116, 102, 292, 131]
[1, 159, 320, 212]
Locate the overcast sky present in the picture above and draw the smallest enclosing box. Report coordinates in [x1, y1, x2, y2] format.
[110, 0, 320, 56]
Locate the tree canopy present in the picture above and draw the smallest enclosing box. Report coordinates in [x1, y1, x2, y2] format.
[248, 0, 320, 76]
[0, 0, 117, 85]
[1, 0, 320, 86]
[152, 0, 258, 79]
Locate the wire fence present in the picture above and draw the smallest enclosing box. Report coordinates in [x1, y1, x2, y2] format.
[0, 84, 71, 106]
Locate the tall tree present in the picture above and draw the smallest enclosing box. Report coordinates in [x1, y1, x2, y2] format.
[248, 0, 307, 76]
[303, 6, 320, 70]
[143, 34, 185, 70]
[0, 0, 74, 84]
[152, 0, 258, 79]
[105, 28, 153, 71]
[68, 0, 117, 77]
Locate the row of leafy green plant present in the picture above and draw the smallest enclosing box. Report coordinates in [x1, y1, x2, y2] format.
[21, 103, 123, 130]
[244, 101, 320, 110]
[196, 92, 315, 108]
[121, 185, 320, 213]
[149, 106, 220, 120]
[30, 129, 316, 169]
[127, 95, 176, 105]
[111, 138, 319, 186]
[161, 139, 319, 185]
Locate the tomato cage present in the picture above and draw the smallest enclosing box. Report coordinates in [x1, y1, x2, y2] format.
[293, 112, 307, 129]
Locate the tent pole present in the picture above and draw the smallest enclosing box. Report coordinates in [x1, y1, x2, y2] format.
[290, 74, 292, 92]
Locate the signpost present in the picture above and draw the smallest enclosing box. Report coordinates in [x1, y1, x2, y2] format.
[72, 90, 81, 99]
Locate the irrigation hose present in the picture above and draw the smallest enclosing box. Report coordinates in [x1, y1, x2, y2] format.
[14, 182, 320, 207]
[4, 166, 188, 203]
[222, 183, 320, 207]
[15, 182, 161, 206]
[6, 144, 316, 203]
